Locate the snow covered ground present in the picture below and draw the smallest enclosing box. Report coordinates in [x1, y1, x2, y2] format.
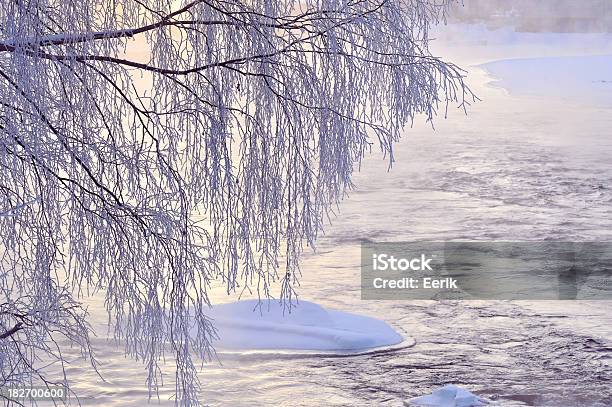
[482, 54, 612, 106]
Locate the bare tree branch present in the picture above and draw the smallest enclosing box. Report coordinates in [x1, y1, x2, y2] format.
[0, 322, 23, 339]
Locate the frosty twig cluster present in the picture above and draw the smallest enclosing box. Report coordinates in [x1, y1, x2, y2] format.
[0, 0, 471, 404]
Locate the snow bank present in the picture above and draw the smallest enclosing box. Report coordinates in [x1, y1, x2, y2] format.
[406, 385, 489, 407]
[204, 300, 403, 351]
[482, 54, 612, 106]
[431, 23, 612, 65]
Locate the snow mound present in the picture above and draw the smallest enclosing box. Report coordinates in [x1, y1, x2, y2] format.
[406, 385, 489, 407]
[205, 300, 403, 351]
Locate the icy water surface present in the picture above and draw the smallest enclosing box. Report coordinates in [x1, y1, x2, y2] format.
[55, 26, 612, 407]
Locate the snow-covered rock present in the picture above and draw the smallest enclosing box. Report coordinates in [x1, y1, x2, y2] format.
[204, 299, 403, 351]
[406, 385, 489, 407]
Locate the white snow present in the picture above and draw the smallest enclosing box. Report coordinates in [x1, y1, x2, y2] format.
[406, 385, 489, 407]
[482, 54, 612, 106]
[204, 299, 403, 351]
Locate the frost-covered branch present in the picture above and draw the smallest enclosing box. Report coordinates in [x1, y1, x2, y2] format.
[0, 0, 473, 405]
[0, 199, 38, 218]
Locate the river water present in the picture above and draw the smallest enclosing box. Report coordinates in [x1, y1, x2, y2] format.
[56, 24, 612, 407]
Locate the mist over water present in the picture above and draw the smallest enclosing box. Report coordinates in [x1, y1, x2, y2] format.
[449, 0, 612, 33]
[53, 5, 612, 406]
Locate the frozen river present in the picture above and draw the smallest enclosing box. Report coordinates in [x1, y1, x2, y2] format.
[61, 24, 612, 407]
